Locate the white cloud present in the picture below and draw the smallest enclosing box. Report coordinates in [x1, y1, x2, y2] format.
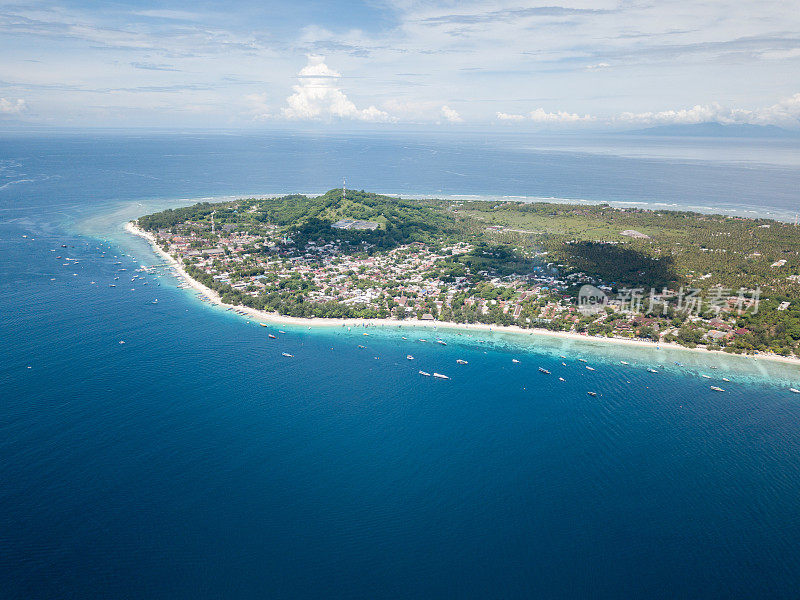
[497, 108, 594, 123]
[617, 93, 800, 126]
[496, 112, 526, 121]
[529, 108, 594, 122]
[244, 93, 270, 121]
[440, 105, 463, 122]
[0, 98, 27, 115]
[281, 56, 392, 122]
[586, 62, 610, 70]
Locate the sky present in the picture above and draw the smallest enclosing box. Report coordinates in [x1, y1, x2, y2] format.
[1, 0, 800, 129]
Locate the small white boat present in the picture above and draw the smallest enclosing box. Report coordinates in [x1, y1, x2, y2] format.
[620, 361, 629, 365]
[710, 386, 725, 392]
[419, 339, 427, 342]
[578, 358, 587, 363]
[259, 323, 268, 327]
[561, 362, 566, 366]
[358, 345, 366, 349]
[436, 340, 446, 346]
[419, 370, 431, 377]
[647, 368, 658, 373]
[587, 391, 597, 397]
[721, 378, 730, 382]
[560, 355, 567, 359]
[401, 337, 407, 340]
[268, 334, 277, 339]
[279, 330, 286, 334]
[118, 340, 125, 344]
[539, 367, 550, 374]
[585, 366, 595, 371]
[407, 355, 415, 360]
[790, 388, 800, 394]
[512, 359, 520, 364]
[456, 359, 468, 365]
[701, 374, 711, 379]
[433, 372, 449, 379]
[558, 377, 565, 382]
[281, 352, 293, 358]
[109, 284, 116, 287]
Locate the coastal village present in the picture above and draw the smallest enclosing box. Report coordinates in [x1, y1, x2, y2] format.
[139, 192, 773, 355]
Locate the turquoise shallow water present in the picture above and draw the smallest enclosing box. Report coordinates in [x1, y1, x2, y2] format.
[2, 132, 800, 598]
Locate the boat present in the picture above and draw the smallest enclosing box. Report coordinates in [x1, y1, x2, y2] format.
[456, 359, 468, 365]
[585, 366, 595, 371]
[578, 358, 587, 363]
[407, 355, 414, 360]
[721, 377, 730, 382]
[539, 367, 551, 374]
[587, 391, 597, 396]
[790, 388, 800, 394]
[268, 334, 277, 339]
[109, 284, 116, 287]
[419, 370, 431, 377]
[281, 352, 293, 358]
[561, 362, 566, 366]
[436, 340, 447, 345]
[560, 355, 567, 359]
[401, 336, 407, 340]
[118, 340, 125, 344]
[558, 377, 565, 382]
[151, 299, 158, 304]
[710, 386, 725, 392]
[358, 345, 366, 349]
[363, 333, 369, 336]
[620, 361, 629, 365]
[647, 368, 658, 373]
[279, 330, 286, 334]
[701, 374, 711, 379]
[512, 359, 520, 364]
[433, 372, 449, 379]
[419, 339, 427, 342]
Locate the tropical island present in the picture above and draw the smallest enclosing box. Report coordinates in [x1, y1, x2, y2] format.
[131, 188, 800, 358]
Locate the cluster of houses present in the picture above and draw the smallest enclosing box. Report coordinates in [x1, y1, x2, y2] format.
[151, 220, 756, 345]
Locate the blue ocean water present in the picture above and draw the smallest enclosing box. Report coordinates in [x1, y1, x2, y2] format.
[2, 131, 800, 598]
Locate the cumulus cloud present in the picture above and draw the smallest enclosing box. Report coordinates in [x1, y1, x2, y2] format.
[586, 62, 610, 70]
[244, 93, 270, 121]
[617, 93, 800, 126]
[496, 112, 526, 121]
[440, 105, 463, 122]
[497, 108, 594, 123]
[281, 56, 392, 122]
[0, 98, 27, 115]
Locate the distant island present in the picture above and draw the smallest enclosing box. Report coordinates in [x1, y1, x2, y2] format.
[131, 189, 800, 358]
[623, 122, 798, 138]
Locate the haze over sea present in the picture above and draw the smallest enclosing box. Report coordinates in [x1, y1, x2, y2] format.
[3, 131, 800, 598]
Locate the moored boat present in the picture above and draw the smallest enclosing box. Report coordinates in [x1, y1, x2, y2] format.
[433, 372, 449, 379]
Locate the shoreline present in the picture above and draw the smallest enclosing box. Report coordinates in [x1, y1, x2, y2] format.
[125, 220, 800, 369]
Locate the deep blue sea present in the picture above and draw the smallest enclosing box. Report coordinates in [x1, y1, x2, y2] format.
[3, 131, 800, 598]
